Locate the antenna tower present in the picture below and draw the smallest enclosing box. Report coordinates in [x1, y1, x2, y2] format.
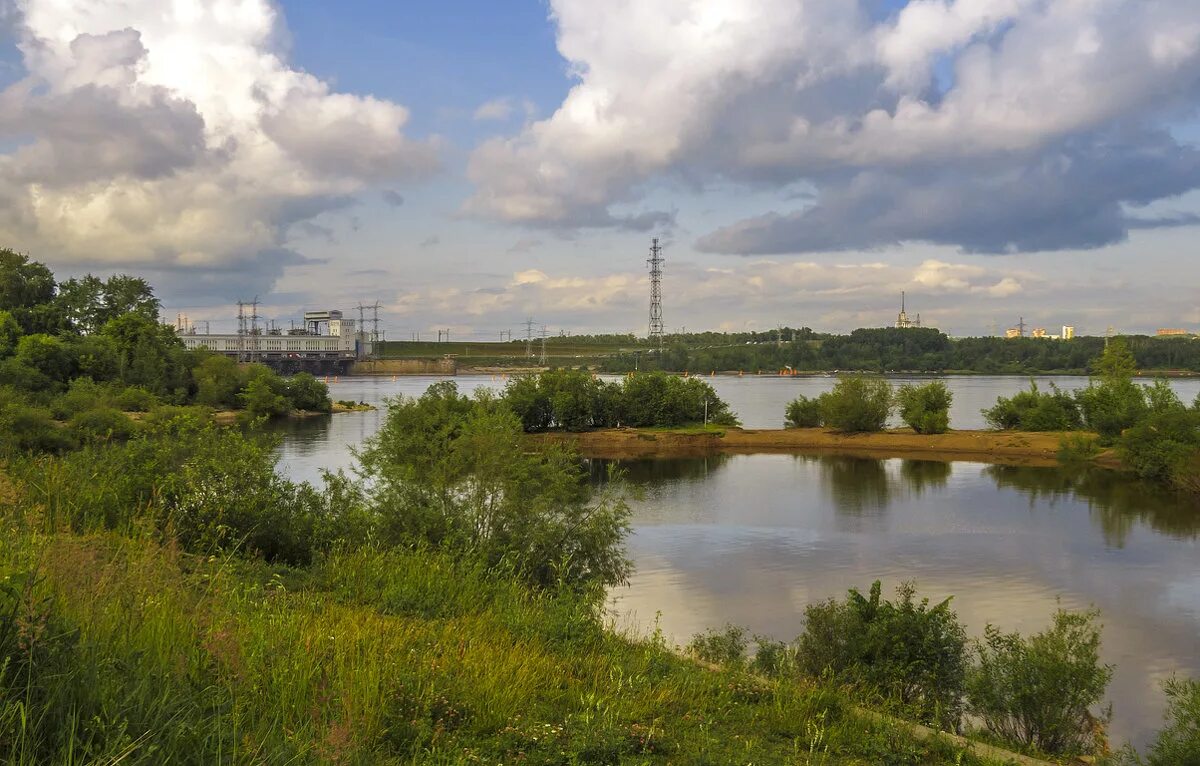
[1018, 316, 1027, 338]
[540, 325, 547, 366]
[236, 301, 246, 362]
[647, 238, 664, 350]
[248, 297, 260, 363]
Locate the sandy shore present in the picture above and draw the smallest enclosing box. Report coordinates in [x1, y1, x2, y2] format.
[535, 427, 1118, 468]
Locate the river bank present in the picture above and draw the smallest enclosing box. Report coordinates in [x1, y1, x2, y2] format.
[536, 426, 1119, 467]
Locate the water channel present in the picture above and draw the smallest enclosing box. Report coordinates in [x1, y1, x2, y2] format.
[275, 374, 1200, 748]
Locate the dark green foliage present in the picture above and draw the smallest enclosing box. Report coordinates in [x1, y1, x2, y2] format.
[966, 609, 1112, 756]
[984, 380, 1082, 431]
[1076, 341, 1150, 444]
[54, 274, 160, 335]
[99, 313, 191, 397]
[617, 371, 738, 428]
[796, 581, 968, 730]
[0, 398, 76, 454]
[14, 333, 74, 382]
[818, 376, 893, 432]
[1141, 678, 1200, 766]
[192, 354, 242, 408]
[240, 375, 290, 418]
[68, 407, 138, 444]
[284, 372, 331, 412]
[0, 249, 57, 333]
[501, 370, 737, 431]
[896, 381, 952, 434]
[357, 383, 632, 590]
[687, 624, 748, 666]
[0, 310, 19, 358]
[785, 394, 822, 428]
[1118, 408, 1200, 491]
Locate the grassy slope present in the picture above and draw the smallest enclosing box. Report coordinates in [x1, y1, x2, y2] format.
[0, 520, 1019, 766]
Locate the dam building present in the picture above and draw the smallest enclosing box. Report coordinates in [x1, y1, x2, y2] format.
[175, 309, 373, 374]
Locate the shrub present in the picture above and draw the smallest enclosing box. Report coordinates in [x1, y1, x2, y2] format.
[49, 377, 116, 419]
[966, 608, 1113, 756]
[1057, 434, 1101, 465]
[284, 372, 332, 413]
[0, 401, 76, 454]
[68, 407, 137, 444]
[687, 624, 748, 666]
[193, 354, 242, 408]
[1118, 408, 1200, 490]
[984, 381, 1082, 431]
[749, 636, 796, 678]
[1141, 677, 1200, 766]
[114, 385, 159, 412]
[896, 381, 952, 434]
[817, 376, 893, 433]
[357, 383, 632, 591]
[239, 375, 290, 419]
[796, 581, 967, 730]
[615, 372, 738, 428]
[785, 395, 822, 428]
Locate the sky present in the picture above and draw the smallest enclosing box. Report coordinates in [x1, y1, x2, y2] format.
[0, 0, 1199, 339]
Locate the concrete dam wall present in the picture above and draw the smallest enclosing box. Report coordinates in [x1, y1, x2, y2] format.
[350, 358, 457, 376]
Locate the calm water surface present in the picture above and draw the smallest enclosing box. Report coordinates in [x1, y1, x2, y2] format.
[275, 374, 1200, 748]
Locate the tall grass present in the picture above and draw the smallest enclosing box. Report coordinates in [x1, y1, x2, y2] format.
[0, 525, 1004, 765]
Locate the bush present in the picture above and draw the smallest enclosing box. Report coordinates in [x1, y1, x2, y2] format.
[114, 385, 159, 412]
[1057, 433, 1101, 465]
[784, 395, 822, 428]
[239, 375, 290, 419]
[284, 372, 331, 413]
[966, 608, 1113, 756]
[796, 581, 967, 729]
[1140, 677, 1200, 766]
[357, 383, 632, 590]
[896, 381, 952, 434]
[687, 624, 748, 666]
[984, 381, 1082, 431]
[0, 401, 76, 454]
[817, 376, 893, 433]
[1118, 408, 1200, 490]
[68, 407, 137, 444]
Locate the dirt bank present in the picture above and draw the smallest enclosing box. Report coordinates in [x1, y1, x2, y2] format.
[536, 427, 1113, 467]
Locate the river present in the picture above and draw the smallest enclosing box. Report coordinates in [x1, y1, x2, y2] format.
[275, 374, 1200, 749]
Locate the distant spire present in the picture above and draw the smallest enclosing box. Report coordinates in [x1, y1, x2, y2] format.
[901, 290, 906, 313]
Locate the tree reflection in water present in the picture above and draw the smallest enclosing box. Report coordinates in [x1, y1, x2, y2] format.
[586, 455, 731, 486]
[984, 464, 1200, 547]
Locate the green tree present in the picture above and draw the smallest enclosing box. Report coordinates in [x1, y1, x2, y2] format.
[966, 609, 1113, 756]
[193, 354, 243, 408]
[239, 375, 290, 419]
[896, 381, 953, 434]
[818, 376, 893, 432]
[100, 313, 189, 395]
[14, 333, 75, 382]
[1076, 341, 1148, 444]
[0, 310, 20, 358]
[285, 372, 332, 412]
[357, 383, 632, 590]
[0, 249, 57, 333]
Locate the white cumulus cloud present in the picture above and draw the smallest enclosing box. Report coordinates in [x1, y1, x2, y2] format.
[0, 0, 438, 299]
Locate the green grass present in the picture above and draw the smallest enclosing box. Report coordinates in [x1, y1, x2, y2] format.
[0, 520, 1017, 765]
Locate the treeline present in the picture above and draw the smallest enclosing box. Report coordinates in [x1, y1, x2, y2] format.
[0, 250, 332, 452]
[599, 327, 1200, 374]
[502, 369, 738, 431]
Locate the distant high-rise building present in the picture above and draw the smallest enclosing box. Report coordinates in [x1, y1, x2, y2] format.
[1005, 327, 1021, 339]
[1062, 325, 1076, 340]
[1157, 328, 1189, 336]
[1031, 327, 1047, 338]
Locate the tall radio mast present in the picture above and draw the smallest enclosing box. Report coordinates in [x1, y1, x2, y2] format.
[647, 238, 664, 350]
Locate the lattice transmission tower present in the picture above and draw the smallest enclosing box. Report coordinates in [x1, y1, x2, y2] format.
[647, 238, 664, 350]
